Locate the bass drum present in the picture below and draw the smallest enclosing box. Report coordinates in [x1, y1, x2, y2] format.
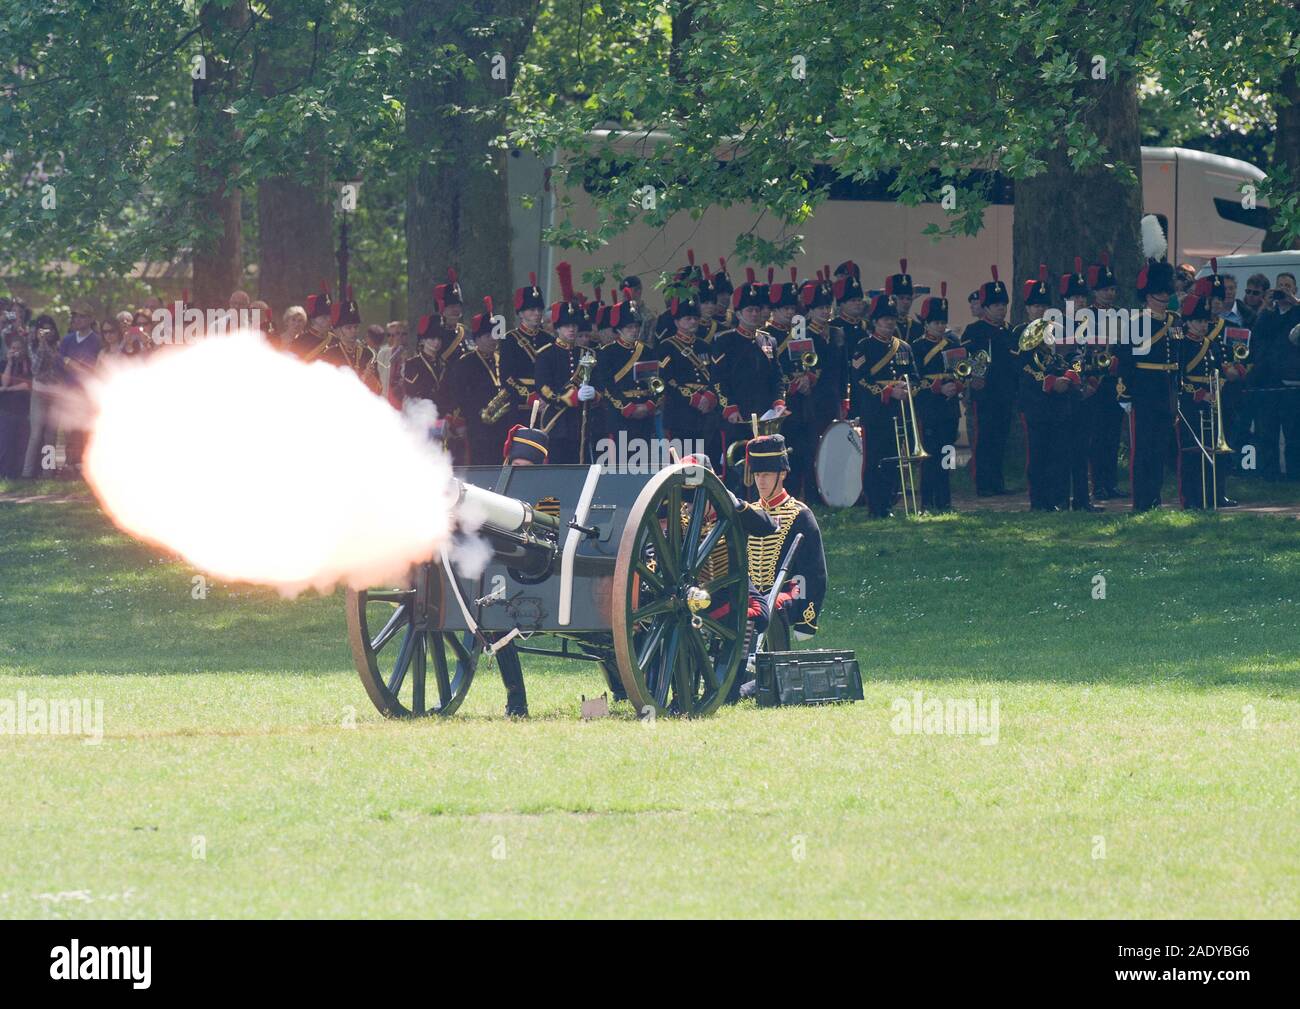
[815, 419, 864, 508]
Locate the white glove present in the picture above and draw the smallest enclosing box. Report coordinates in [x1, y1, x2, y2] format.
[578, 383, 596, 402]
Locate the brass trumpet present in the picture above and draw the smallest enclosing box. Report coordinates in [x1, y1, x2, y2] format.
[480, 387, 512, 423]
[1095, 349, 1115, 371]
[647, 375, 666, 395]
[953, 359, 973, 380]
[1232, 342, 1250, 361]
[801, 349, 819, 369]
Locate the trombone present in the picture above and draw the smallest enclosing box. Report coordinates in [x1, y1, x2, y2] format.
[1176, 369, 1232, 510]
[885, 373, 929, 516]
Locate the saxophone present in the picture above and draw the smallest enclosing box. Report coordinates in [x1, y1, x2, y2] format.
[480, 387, 512, 423]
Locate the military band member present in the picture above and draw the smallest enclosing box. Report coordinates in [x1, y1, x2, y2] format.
[963, 266, 1016, 496]
[534, 261, 595, 464]
[911, 283, 964, 512]
[448, 309, 511, 465]
[660, 292, 725, 464]
[852, 293, 920, 518]
[501, 272, 547, 428]
[594, 291, 660, 449]
[1203, 259, 1245, 507]
[712, 269, 786, 482]
[832, 261, 868, 406]
[1017, 311, 1084, 512]
[401, 321, 448, 411]
[733, 434, 827, 676]
[711, 258, 735, 330]
[1176, 291, 1242, 509]
[886, 259, 924, 343]
[1050, 259, 1096, 510]
[1121, 240, 1179, 512]
[1086, 253, 1125, 500]
[697, 263, 725, 342]
[778, 271, 841, 502]
[654, 249, 704, 340]
[323, 286, 380, 392]
[290, 283, 334, 361]
[432, 268, 468, 360]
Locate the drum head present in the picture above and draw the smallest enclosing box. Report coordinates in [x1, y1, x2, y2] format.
[815, 420, 863, 508]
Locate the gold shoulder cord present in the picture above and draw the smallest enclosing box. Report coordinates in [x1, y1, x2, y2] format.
[747, 498, 803, 591]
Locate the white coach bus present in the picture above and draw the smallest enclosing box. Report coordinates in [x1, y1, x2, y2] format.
[507, 136, 1268, 305]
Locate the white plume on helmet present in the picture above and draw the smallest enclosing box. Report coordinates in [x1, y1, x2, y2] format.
[1140, 214, 1167, 261]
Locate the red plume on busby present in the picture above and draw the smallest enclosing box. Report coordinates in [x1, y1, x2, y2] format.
[1023, 264, 1051, 306]
[1060, 257, 1089, 299]
[885, 258, 914, 297]
[331, 284, 360, 326]
[556, 261, 576, 302]
[434, 267, 463, 312]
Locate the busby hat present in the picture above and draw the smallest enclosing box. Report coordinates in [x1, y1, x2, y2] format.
[800, 269, 835, 310]
[331, 284, 361, 326]
[471, 297, 497, 339]
[885, 258, 914, 298]
[1137, 214, 1174, 296]
[1193, 257, 1228, 301]
[584, 287, 606, 329]
[433, 268, 463, 312]
[670, 294, 701, 319]
[1023, 265, 1051, 306]
[743, 433, 790, 486]
[868, 293, 898, 320]
[978, 266, 1009, 306]
[1087, 252, 1117, 291]
[1060, 257, 1089, 299]
[504, 424, 549, 465]
[674, 248, 704, 284]
[832, 260, 865, 303]
[416, 313, 443, 341]
[609, 288, 644, 331]
[698, 263, 719, 303]
[732, 268, 767, 312]
[514, 272, 545, 313]
[768, 267, 800, 309]
[305, 281, 333, 320]
[1179, 293, 1213, 322]
[711, 258, 733, 298]
[919, 282, 950, 323]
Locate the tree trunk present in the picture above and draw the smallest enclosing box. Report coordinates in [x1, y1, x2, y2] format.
[254, 3, 336, 316]
[1013, 71, 1144, 320]
[190, 1, 248, 310]
[403, 1, 539, 339]
[1264, 62, 1300, 252]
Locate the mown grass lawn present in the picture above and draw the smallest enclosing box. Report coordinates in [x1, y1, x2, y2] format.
[1, 489, 1298, 919]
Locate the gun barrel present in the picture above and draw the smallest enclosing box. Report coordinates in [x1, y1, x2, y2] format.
[453, 479, 560, 578]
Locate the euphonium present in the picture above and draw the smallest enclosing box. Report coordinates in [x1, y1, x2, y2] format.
[1018, 317, 1057, 353]
[480, 387, 512, 423]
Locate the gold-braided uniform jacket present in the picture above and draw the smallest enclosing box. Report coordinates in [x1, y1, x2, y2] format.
[746, 489, 827, 639]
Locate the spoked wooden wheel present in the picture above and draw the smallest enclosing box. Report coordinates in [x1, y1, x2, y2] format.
[612, 463, 749, 717]
[346, 562, 480, 718]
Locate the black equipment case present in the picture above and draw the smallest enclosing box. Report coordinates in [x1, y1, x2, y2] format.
[754, 650, 863, 707]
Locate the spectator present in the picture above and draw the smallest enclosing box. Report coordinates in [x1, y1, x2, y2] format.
[1220, 275, 1245, 326]
[1251, 274, 1300, 481]
[23, 316, 61, 478]
[281, 306, 307, 349]
[100, 317, 124, 356]
[1241, 274, 1269, 328]
[58, 302, 101, 473]
[0, 328, 33, 477]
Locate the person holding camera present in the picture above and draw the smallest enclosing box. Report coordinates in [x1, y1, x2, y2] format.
[1252, 274, 1300, 481]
